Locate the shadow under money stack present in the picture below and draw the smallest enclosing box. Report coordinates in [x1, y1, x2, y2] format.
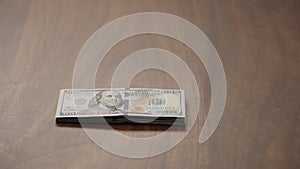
[55, 88, 186, 125]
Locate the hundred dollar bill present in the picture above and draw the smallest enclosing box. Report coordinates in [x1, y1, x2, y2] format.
[55, 88, 185, 125]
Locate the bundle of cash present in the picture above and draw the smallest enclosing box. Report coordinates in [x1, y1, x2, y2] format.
[55, 88, 185, 125]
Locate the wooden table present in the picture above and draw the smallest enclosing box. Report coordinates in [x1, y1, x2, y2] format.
[0, 0, 299, 168]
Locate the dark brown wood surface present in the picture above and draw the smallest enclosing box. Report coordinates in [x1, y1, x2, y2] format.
[0, 0, 299, 168]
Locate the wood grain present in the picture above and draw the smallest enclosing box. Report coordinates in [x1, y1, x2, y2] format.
[0, 0, 299, 168]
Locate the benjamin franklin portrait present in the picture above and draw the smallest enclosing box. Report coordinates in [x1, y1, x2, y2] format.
[88, 90, 124, 114]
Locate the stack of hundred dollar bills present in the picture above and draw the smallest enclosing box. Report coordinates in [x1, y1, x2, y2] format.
[55, 88, 185, 125]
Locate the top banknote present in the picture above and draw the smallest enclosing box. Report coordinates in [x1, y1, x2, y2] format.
[55, 88, 185, 125]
